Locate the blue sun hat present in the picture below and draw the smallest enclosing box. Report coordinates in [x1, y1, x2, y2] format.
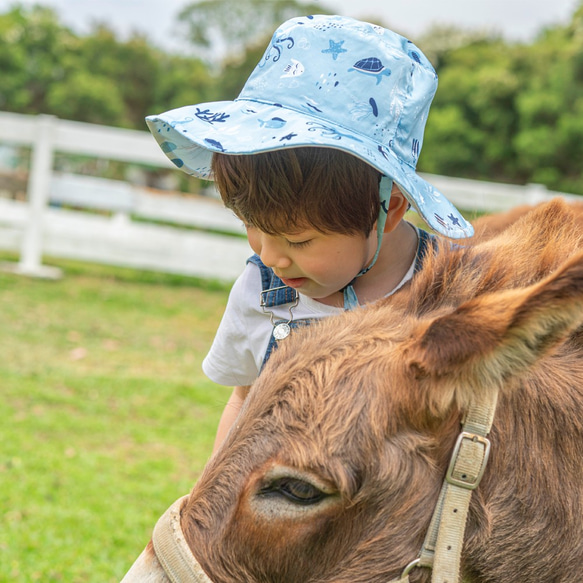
[146, 14, 473, 240]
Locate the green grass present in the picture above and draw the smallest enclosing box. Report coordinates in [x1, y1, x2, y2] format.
[0, 253, 232, 582]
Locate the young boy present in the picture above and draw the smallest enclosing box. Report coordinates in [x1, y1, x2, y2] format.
[146, 14, 474, 450]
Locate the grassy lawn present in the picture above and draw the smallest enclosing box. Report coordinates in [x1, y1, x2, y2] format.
[0, 253, 232, 582]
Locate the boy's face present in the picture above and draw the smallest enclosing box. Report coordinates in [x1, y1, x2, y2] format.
[246, 225, 377, 302]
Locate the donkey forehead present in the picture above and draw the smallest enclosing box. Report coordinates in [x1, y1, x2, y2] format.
[248, 320, 417, 448]
[260, 305, 411, 388]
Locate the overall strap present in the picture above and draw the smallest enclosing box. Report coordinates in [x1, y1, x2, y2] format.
[414, 228, 438, 274]
[247, 254, 297, 307]
[247, 254, 304, 372]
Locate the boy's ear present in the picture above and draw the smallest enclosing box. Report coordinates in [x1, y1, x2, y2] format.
[384, 187, 409, 233]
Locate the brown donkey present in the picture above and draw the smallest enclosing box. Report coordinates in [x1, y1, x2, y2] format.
[122, 199, 583, 583]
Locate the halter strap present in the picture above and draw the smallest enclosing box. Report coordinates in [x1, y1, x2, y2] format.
[152, 495, 213, 583]
[396, 389, 498, 583]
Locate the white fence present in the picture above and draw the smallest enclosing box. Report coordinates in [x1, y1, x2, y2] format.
[0, 111, 579, 281]
[0, 112, 250, 280]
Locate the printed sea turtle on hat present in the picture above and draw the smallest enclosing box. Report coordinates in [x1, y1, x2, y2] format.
[348, 57, 392, 84]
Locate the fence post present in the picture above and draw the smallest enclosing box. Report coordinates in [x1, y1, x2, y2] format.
[15, 114, 62, 278]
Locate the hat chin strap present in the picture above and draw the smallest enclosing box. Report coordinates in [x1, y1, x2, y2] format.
[343, 176, 392, 309]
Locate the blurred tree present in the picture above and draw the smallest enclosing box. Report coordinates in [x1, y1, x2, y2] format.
[417, 24, 500, 69]
[420, 38, 523, 181]
[513, 2, 583, 193]
[0, 4, 215, 130]
[177, 0, 327, 69]
[420, 2, 583, 194]
[2, 0, 583, 195]
[0, 5, 75, 112]
[76, 26, 160, 128]
[46, 69, 126, 125]
[152, 53, 216, 113]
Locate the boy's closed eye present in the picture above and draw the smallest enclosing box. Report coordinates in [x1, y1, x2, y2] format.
[286, 238, 313, 249]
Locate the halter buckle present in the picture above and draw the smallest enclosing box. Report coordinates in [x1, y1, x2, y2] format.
[445, 431, 491, 490]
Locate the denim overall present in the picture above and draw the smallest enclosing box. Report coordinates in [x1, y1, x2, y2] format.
[248, 228, 437, 371]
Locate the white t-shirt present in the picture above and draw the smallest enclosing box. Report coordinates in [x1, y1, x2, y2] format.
[202, 227, 420, 386]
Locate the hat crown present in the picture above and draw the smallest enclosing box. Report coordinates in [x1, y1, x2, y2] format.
[238, 15, 438, 169]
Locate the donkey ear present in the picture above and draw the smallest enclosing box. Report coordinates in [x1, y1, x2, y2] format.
[408, 250, 583, 392]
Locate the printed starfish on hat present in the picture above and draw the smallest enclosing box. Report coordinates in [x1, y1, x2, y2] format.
[321, 40, 348, 60]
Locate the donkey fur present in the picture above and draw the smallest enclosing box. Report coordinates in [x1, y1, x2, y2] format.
[177, 199, 583, 583]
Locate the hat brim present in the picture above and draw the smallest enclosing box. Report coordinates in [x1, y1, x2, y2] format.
[146, 100, 474, 239]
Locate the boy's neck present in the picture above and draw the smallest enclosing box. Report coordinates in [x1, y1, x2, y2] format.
[316, 220, 418, 308]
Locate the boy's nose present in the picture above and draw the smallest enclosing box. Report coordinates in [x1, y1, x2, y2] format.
[259, 240, 292, 270]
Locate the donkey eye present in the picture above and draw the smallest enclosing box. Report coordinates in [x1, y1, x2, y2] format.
[259, 478, 327, 505]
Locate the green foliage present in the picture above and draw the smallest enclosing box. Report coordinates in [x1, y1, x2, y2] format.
[421, 105, 484, 176]
[151, 53, 218, 113]
[512, 8, 583, 193]
[0, 5, 76, 112]
[0, 4, 214, 130]
[1, 1, 583, 193]
[420, 2, 583, 194]
[0, 252, 231, 581]
[178, 0, 329, 68]
[46, 69, 127, 125]
[74, 27, 161, 128]
[421, 38, 523, 180]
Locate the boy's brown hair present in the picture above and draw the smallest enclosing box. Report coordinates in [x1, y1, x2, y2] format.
[211, 147, 381, 236]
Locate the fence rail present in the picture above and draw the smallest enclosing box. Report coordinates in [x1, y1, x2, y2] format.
[0, 111, 249, 280]
[0, 111, 579, 281]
